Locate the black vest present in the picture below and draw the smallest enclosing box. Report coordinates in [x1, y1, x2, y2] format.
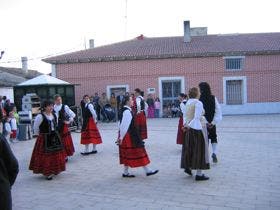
[56, 104, 69, 132]
[200, 95, 215, 123]
[39, 113, 63, 152]
[137, 97, 145, 111]
[120, 107, 144, 147]
[82, 103, 93, 130]
[39, 113, 58, 134]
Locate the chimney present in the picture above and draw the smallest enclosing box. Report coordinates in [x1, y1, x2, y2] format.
[21, 57, 28, 73]
[184, 21, 191, 43]
[89, 39, 94, 49]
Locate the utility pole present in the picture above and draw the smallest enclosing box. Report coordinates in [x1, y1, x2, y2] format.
[124, 0, 128, 40]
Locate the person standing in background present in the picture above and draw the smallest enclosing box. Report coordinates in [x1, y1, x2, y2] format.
[99, 93, 109, 122]
[93, 93, 101, 121]
[110, 93, 117, 122]
[154, 97, 161, 118]
[146, 94, 155, 118]
[9, 112, 17, 143]
[117, 91, 125, 120]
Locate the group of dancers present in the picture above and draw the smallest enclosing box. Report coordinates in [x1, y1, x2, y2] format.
[29, 82, 221, 181]
[29, 88, 158, 180]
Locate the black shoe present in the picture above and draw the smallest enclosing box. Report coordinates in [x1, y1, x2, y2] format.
[90, 150, 97, 154]
[195, 174, 209, 181]
[212, 153, 218, 163]
[122, 173, 135, 178]
[146, 170, 159, 176]
[46, 175, 53, 180]
[80, 152, 91, 155]
[184, 168, 192, 176]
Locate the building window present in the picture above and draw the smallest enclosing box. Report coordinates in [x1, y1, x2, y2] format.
[224, 56, 244, 70]
[223, 76, 247, 105]
[106, 85, 129, 97]
[162, 81, 181, 107]
[226, 80, 243, 105]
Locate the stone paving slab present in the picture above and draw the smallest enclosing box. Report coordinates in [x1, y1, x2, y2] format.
[10, 114, 280, 210]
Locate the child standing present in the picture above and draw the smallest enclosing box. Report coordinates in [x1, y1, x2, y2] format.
[154, 97, 161, 118]
[9, 112, 17, 142]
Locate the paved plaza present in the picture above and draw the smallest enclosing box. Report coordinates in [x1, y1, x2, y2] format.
[10, 114, 280, 210]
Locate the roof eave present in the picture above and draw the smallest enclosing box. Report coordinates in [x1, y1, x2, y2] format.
[43, 50, 280, 64]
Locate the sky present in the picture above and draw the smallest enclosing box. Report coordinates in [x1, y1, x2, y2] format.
[0, 0, 279, 74]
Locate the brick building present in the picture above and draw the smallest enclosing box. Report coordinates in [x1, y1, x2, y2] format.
[43, 21, 280, 115]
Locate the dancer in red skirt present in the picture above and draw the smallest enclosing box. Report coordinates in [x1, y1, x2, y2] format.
[80, 95, 102, 155]
[117, 95, 158, 177]
[176, 93, 188, 145]
[29, 100, 66, 180]
[134, 88, 148, 140]
[54, 95, 76, 161]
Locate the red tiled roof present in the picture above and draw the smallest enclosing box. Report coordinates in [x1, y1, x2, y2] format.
[43, 33, 280, 64]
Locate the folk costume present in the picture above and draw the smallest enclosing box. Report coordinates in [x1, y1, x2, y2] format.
[199, 95, 222, 163]
[135, 95, 148, 140]
[118, 106, 158, 177]
[29, 113, 66, 179]
[176, 99, 187, 145]
[181, 99, 210, 181]
[80, 102, 102, 155]
[54, 104, 76, 157]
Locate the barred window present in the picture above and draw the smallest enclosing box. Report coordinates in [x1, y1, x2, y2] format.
[226, 80, 243, 105]
[225, 57, 244, 70]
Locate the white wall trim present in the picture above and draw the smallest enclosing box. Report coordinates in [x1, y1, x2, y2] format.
[158, 76, 185, 116]
[223, 76, 247, 105]
[106, 84, 129, 97]
[51, 64, 56, 78]
[221, 102, 280, 115]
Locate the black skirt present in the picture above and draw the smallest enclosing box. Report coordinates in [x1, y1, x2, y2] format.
[181, 128, 210, 170]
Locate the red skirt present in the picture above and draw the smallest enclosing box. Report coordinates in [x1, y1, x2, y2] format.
[61, 123, 75, 156]
[176, 116, 184, 144]
[134, 112, 148, 140]
[119, 133, 150, 168]
[29, 135, 66, 176]
[10, 130, 17, 139]
[81, 117, 102, 145]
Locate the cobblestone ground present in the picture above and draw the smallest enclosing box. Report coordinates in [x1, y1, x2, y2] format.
[10, 114, 280, 210]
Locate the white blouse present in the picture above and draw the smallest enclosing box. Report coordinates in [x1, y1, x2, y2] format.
[180, 99, 187, 126]
[136, 96, 144, 113]
[118, 106, 132, 140]
[211, 97, 222, 125]
[85, 103, 97, 123]
[187, 99, 205, 130]
[33, 113, 55, 135]
[54, 104, 76, 122]
[10, 118, 17, 130]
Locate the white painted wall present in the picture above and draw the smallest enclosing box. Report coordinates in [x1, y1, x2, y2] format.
[0, 87, 14, 102]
